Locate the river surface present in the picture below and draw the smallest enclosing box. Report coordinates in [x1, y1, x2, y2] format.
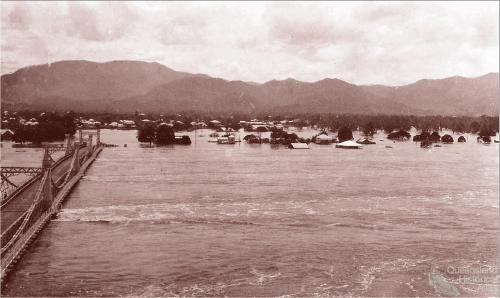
[1, 129, 499, 297]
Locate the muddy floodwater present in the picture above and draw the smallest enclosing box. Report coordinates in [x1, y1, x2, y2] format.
[2, 129, 498, 297]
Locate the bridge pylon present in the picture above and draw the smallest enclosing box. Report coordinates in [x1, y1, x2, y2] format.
[42, 147, 53, 169]
[65, 144, 81, 183]
[64, 134, 73, 156]
[88, 135, 94, 157]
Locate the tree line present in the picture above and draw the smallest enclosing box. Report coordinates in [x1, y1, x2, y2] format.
[136, 123, 191, 145]
[7, 112, 76, 144]
[155, 112, 498, 135]
[3, 110, 498, 143]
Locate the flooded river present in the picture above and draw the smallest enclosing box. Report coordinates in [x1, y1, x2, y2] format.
[1, 129, 498, 297]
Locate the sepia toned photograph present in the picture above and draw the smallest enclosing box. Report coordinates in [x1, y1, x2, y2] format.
[0, 1, 499, 297]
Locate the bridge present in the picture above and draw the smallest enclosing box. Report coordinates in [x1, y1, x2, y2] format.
[0, 129, 104, 284]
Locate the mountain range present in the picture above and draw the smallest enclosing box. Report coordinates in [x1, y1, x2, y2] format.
[1, 60, 498, 115]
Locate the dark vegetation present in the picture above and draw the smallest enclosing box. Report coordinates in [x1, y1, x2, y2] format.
[137, 124, 156, 143]
[2, 110, 498, 144]
[337, 127, 354, 143]
[136, 122, 192, 145]
[137, 123, 176, 145]
[244, 134, 270, 144]
[441, 134, 454, 143]
[5, 112, 76, 144]
[154, 113, 498, 136]
[155, 123, 176, 144]
[269, 127, 301, 145]
[387, 130, 411, 141]
[7, 111, 495, 135]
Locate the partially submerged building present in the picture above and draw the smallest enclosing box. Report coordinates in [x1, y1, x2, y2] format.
[336, 140, 362, 149]
[288, 143, 309, 149]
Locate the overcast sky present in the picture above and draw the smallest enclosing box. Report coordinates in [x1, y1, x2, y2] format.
[1, 1, 498, 85]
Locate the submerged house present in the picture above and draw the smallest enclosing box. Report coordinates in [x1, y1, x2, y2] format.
[288, 143, 309, 149]
[336, 140, 362, 149]
[175, 135, 192, 145]
[314, 133, 334, 144]
[209, 120, 223, 128]
[244, 134, 261, 144]
[217, 135, 236, 144]
[356, 138, 376, 145]
[1, 129, 14, 141]
[120, 120, 137, 129]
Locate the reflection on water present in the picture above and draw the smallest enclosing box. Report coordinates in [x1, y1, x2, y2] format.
[2, 129, 498, 297]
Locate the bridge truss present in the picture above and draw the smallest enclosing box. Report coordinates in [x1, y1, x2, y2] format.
[0, 167, 43, 200]
[1, 129, 104, 283]
[1, 142, 73, 199]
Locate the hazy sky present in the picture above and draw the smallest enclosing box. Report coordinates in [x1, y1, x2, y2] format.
[1, 1, 498, 85]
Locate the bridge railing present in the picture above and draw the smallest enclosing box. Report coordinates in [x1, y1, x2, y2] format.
[1, 144, 87, 248]
[1, 143, 85, 208]
[1, 173, 41, 208]
[0, 212, 26, 247]
[1, 168, 53, 256]
[0, 207, 53, 274]
[1, 143, 103, 283]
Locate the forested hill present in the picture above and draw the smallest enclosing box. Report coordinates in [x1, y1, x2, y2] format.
[1, 60, 498, 116]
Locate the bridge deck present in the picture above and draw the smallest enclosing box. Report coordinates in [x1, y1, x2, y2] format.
[1, 147, 89, 234]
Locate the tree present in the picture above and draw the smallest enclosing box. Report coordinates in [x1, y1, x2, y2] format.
[430, 131, 441, 142]
[12, 116, 71, 144]
[287, 133, 299, 143]
[63, 112, 77, 135]
[441, 134, 454, 143]
[12, 125, 29, 143]
[270, 127, 287, 139]
[382, 121, 399, 134]
[156, 123, 175, 144]
[470, 121, 480, 133]
[137, 125, 155, 144]
[388, 129, 411, 141]
[362, 121, 376, 136]
[479, 125, 495, 137]
[413, 131, 431, 142]
[256, 126, 268, 132]
[452, 121, 465, 134]
[338, 126, 353, 143]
